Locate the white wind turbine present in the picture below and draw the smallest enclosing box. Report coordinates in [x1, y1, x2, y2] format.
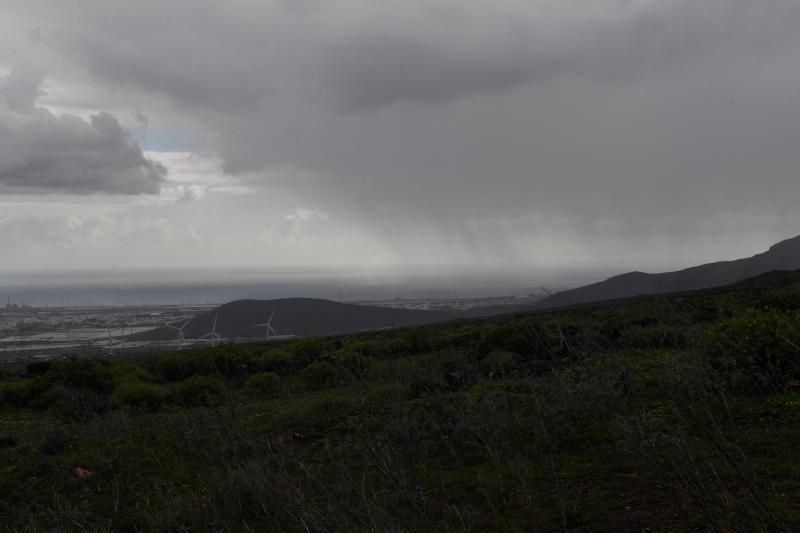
[103, 328, 117, 356]
[118, 325, 129, 351]
[167, 317, 193, 350]
[201, 314, 222, 347]
[253, 309, 277, 340]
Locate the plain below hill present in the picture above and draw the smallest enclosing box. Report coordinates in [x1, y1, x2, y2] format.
[144, 298, 458, 341]
[540, 234, 800, 308]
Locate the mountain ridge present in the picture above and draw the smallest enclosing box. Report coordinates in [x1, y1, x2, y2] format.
[143, 297, 457, 341]
[540, 234, 800, 308]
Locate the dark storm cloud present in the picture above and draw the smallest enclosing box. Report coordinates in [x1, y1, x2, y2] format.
[53, 0, 800, 112]
[319, 2, 701, 112]
[0, 66, 165, 195]
[7, 0, 800, 261]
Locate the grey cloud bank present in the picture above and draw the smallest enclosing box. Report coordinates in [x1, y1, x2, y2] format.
[0, 66, 165, 195]
[0, 0, 799, 271]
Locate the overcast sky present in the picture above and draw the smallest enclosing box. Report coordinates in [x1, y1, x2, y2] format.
[1, 0, 799, 277]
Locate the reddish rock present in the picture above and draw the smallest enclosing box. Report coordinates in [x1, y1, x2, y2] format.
[71, 467, 93, 480]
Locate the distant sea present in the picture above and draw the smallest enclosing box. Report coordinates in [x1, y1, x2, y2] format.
[0, 267, 610, 307]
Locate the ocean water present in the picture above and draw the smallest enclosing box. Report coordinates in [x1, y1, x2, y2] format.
[0, 267, 610, 307]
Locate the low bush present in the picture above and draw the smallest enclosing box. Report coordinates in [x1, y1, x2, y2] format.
[340, 340, 387, 358]
[244, 372, 282, 398]
[274, 393, 359, 435]
[0, 380, 33, 407]
[363, 382, 409, 414]
[337, 351, 373, 380]
[174, 375, 226, 406]
[40, 428, 68, 455]
[27, 385, 69, 410]
[43, 386, 111, 421]
[439, 350, 481, 390]
[482, 323, 534, 356]
[702, 309, 800, 393]
[619, 325, 690, 349]
[288, 338, 333, 367]
[761, 284, 800, 312]
[527, 363, 630, 447]
[298, 361, 349, 390]
[398, 350, 478, 392]
[113, 381, 167, 411]
[109, 361, 156, 385]
[47, 357, 113, 394]
[381, 337, 412, 357]
[257, 349, 294, 374]
[25, 361, 52, 377]
[212, 346, 261, 377]
[479, 350, 519, 377]
[155, 353, 215, 382]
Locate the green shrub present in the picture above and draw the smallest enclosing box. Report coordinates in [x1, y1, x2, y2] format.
[0, 380, 33, 407]
[398, 351, 467, 392]
[619, 325, 689, 349]
[109, 361, 155, 385]
[340, 340, 383, 358]
[26, 384, 111, 420]
[484, 324, 533, 355]
[401, 328, 442, 354]
[479, 350, 519, 377]
[530, 364, 628, 446]
[298, 361, 348, 390]
[40, 428, 68, 455]
[364, 382, 409, 414]
[155, 353, 215, 382]
[174, 376, 226, 406]
[337, 350, 372, 380]
[274, 393, 358, 435]
[51, 387, 112, 421]
[439, 350, 481, 389]
[25, 361, 52, 377]
[27, 385, 69, 410]
[113, 381, 167, 410]
[288, 338, 333, 366]
[702, 309, 800, 393]
[382, 337, 412, 357]
[47, 357, 113, 393]
[212, 346, 260, 377]
[244, 372, 282, 398]
[257, 349, 294, 374]
[762, 284, 800, 312]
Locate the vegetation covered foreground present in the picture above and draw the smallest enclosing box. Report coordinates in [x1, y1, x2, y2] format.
[3, 272, 800, 531]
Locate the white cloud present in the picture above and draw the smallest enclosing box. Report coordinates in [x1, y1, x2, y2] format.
[137, 184, 209, 206]
[285, 207, 328, 222]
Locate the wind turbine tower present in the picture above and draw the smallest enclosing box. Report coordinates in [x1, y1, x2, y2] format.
[253, 309, 278, 341]
[201, 314, 222, 347]
[167, 317, 193, 350]
[104, 328, 115, 356]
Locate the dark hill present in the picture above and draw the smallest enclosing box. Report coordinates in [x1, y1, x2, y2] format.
[540, 234, 800, 308]
[147, 298, 457, 341]
[726, 268, 800, 289]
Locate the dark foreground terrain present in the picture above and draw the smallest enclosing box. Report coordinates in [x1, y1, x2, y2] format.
[3, 271, 800, 531]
